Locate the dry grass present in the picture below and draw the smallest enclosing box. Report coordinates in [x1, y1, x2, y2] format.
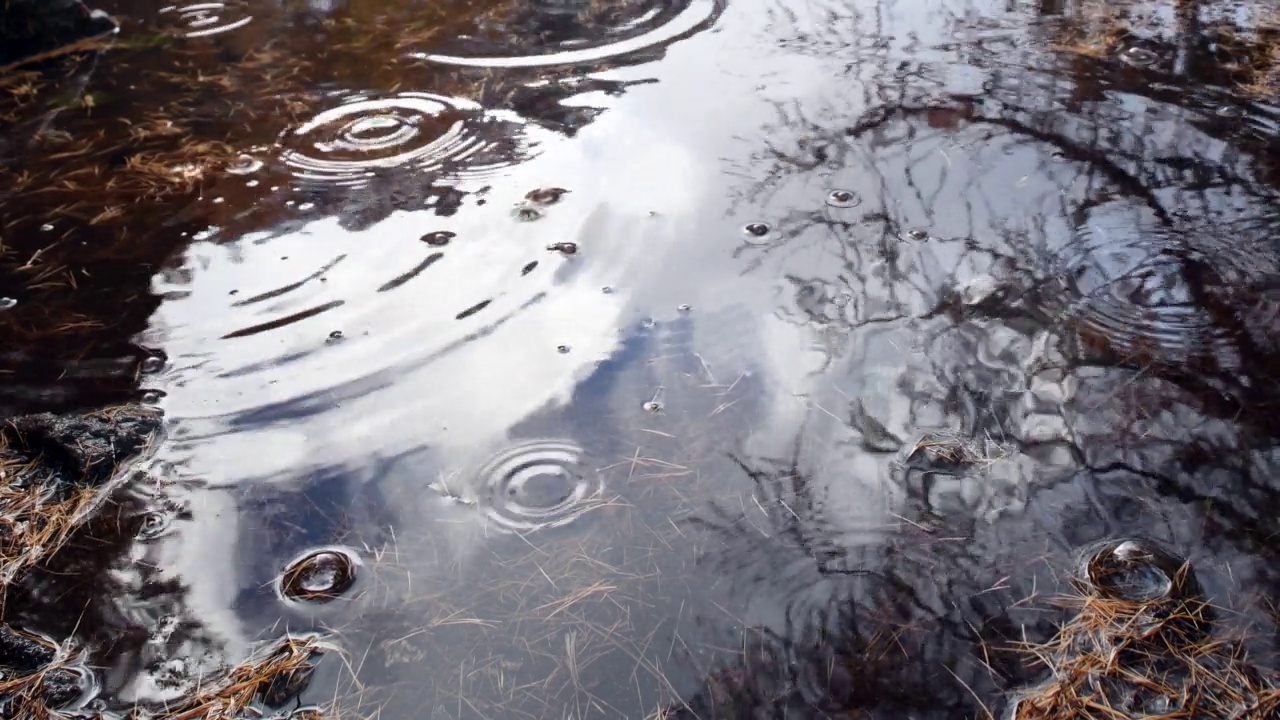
[1049, 0, 1280, 99]
[1013, 541, 1280, 720]
[0, 634, 338, 720]
[0, 445, 116, 589]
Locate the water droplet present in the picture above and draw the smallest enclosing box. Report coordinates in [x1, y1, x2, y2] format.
[421, 231, 455, 246]
[514, 204, 545, 222]
[642, 400, 664, 412]
[905, 229, 929, 241]
[0, 298, 16, 311]
[557, 345, 571, 354]
[744, 222, 771, 237]
[525, 187, 569, 205]
[40, 224, 54, 232]
[279, 548, 359, 604]
[475, 440, 602, 533]
[225, 154, 263, 175]
[547, 242, 578, 255]
[825, 189, 860, 208]
[1119, 46, 1158, 67]
[677, 304, 692, 312]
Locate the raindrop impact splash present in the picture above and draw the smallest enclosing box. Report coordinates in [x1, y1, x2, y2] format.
[477, 440, 604, 533]
[410, 0, 725, 69]
[278, 548, 360, 605]
[277, 92, 530, 189]
[159, 2, 253, 38]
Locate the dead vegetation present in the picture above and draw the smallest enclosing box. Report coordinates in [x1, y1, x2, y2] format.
[1049, 0, 1280, 99]
[1013, 539, 1280, 720]
[0, 632, 337, 720]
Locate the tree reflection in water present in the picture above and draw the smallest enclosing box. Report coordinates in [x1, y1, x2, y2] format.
[674, 0, 1280, 717]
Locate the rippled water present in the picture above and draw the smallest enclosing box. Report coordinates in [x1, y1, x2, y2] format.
[4, 0, 1280, 717]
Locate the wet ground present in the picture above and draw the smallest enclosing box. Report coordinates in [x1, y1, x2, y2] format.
[2, 0, 1280, 717]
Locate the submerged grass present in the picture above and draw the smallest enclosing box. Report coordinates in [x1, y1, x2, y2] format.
[1014, 543, 1280, 720]
[0, 634, 340, 720]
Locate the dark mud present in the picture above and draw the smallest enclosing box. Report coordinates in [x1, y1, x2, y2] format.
[3, 0, 1280, 718]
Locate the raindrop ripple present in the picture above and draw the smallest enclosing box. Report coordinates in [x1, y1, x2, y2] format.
[478, 440, 603, 533]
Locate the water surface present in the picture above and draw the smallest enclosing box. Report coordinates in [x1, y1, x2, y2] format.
[3, 0, 1280, 717]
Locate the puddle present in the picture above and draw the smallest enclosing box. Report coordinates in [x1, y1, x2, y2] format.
[3, 0, 1280, 717]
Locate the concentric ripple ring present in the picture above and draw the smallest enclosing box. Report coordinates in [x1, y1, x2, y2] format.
[478, 440, 603, 533]
[277, 92, 527, 189]
[411, 0, 723, 69]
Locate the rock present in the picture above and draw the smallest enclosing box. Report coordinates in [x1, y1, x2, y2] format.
[1, 405, 161, 494]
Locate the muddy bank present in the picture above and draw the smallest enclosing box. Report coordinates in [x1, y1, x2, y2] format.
[0, 405, 337, 718]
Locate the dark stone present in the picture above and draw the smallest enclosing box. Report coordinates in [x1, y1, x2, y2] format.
[0, 0, 117, 67]
[0, 625, 56, 674]
[1, 405, 162, 494]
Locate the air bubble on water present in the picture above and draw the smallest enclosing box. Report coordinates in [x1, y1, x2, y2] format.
[601, 286, 614, 295]
[142, 390, 164, 404]
[640, 318, 656, 329]
[245, 179, 260, 187]
[1215, 105, 1242, 118]
[279, 548, 359, 604]
[211, 197, 225, 204]
[40, 224, 54, 232]
[905, 229, 929, 241]
[225, 154, 264, 175]
[513, 204, 545, 222]
[677, 304, 692, 312]
[1119, 46, 1158, 67]
[298, 202, 315, 211]
[421, 231, 455, 246]
[0, 298, 16, 311]
[642, 400, 664, 412]
[744, 222, 771, 237]
[140, 355, 165, 373]
[327, 330, 344, 343]
[557, 345, 571, 354]
[547, 242, 577, 255]
[525, 187, 569, 205]
[825, 189, 860, 208]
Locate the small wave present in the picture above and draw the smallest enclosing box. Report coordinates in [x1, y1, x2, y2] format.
[276, 92, 532, 190]
[476, 440, 604, 533]
[410, 0, 723, 69]
[159, 2, 253, 38]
